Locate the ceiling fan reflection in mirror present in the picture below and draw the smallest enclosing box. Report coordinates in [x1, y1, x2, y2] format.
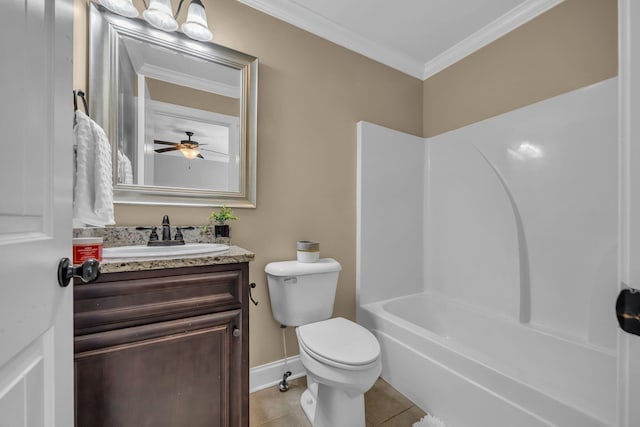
[154, 131, 226, 160]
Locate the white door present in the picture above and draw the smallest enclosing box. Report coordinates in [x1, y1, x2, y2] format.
[0, 0, 74, 426]
[619, 1, 640, 426]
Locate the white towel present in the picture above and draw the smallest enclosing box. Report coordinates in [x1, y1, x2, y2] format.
[117, 149, 134, 184]
[73, 110, 115, 227]
[413, 414, 446, 427]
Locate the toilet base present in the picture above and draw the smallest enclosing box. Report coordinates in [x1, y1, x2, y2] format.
[300, 381, 365, 427]
[300, 386, 317, 424]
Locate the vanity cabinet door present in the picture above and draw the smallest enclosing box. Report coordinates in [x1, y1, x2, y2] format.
[74, 263, 250, 426]
[74, 309, 243, 427]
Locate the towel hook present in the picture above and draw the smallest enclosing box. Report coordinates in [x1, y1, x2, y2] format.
[73, 90, 89, 115]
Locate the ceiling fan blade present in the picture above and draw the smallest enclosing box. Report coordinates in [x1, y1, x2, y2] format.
[200, 148, 228, 155]
[155, 147, 178, 153]
[154, 140, 178, 146]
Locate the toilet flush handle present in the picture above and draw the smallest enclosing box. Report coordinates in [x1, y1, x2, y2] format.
[283, 276, 298, 285]
[249, 282, 259, 306]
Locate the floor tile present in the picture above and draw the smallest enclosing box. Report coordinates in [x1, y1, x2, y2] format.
[364, 378, 415, 426]
[250, 376, 422, 427]
[250, 377, 307, 426]
[378, 406, 428, 427]
[257, 411, 311, 427]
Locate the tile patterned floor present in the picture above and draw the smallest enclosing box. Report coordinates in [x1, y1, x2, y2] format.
[250, 377, 427, 427]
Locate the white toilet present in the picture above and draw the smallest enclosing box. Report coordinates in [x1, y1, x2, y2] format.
[265, 258, 381, 427]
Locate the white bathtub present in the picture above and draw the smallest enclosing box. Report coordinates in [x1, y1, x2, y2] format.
[359, 293, 616, 427]
[356, 82, 619, 427]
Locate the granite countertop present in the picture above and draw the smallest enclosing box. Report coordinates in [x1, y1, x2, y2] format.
[100, 245, 255, 273]
[73, 226, 254, 274]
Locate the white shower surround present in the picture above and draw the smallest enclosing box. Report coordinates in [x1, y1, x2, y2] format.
[356, 78, 618, 427]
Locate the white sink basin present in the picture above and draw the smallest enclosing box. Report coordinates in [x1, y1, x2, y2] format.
[103, 243, 229, 259]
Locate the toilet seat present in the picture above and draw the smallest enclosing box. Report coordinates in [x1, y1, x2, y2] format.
[297, 317, 380, 370]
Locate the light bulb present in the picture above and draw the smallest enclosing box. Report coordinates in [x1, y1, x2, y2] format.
[143, 0, 178, 32]
[180, 147, 200, 160]
[99, 0, 139, 18]
[182, 0, 213, 42]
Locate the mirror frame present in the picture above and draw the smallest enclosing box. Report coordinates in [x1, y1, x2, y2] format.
[89, 3, 257, 207]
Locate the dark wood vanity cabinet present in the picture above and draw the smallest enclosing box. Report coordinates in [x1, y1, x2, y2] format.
[73, 263, 249, 427]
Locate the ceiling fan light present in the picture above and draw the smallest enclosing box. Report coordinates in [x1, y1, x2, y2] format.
[143, 0, 178, 32]
[182, 0, 213, 41]
[180, 147, 200, 160]
[99, 0, 139, 18]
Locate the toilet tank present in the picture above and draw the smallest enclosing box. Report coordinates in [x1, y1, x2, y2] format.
[265, 258, 342, 327]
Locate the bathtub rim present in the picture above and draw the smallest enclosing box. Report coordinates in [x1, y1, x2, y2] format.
[371, 290, 616, 357]
[359, 292, 616, 427]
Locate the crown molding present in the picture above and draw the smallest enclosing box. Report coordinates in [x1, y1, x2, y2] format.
[238, 0, 564, 81]
[237, 0, 425, 79]
[422, 0, 565, 79]
[139, 63, 242, 98]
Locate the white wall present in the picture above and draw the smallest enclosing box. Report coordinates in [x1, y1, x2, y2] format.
[426, 78, 618, 347]
[426, 138, 522, 321]
[153, 155, 229, 191]
[358, 78, 618, 349]
[356, 122, 424, 307]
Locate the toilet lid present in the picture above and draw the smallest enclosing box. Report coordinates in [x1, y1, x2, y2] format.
[297, 317, 380, 366]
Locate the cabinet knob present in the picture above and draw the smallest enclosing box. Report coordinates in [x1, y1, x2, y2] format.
[233, 327, 241, 337]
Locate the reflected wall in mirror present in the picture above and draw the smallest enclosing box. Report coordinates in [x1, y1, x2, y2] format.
[90, 3, 257, 207]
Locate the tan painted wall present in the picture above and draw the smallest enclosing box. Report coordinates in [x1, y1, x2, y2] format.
[73, 0, 423, 367]
[73, 0, 617, 369]
[423, 0, 618, 137]
[146, 78, 240, 117]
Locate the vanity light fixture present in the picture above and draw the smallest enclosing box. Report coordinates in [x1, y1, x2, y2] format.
[99, 0, 139, 18]
[99, 0, 213, 42]
[143, 0, 179, 32]
[144, 0, 213, 41]
[181, 0, 213, 42]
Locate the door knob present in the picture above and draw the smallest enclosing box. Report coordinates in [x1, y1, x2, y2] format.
[57, 258, 101, 287]
[616, 288, 640, 336]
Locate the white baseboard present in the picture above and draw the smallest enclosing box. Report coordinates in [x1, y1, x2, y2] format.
[250, 356, 306, 393]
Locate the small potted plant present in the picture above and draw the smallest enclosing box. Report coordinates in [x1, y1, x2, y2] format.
[205, 204, 238, 238]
